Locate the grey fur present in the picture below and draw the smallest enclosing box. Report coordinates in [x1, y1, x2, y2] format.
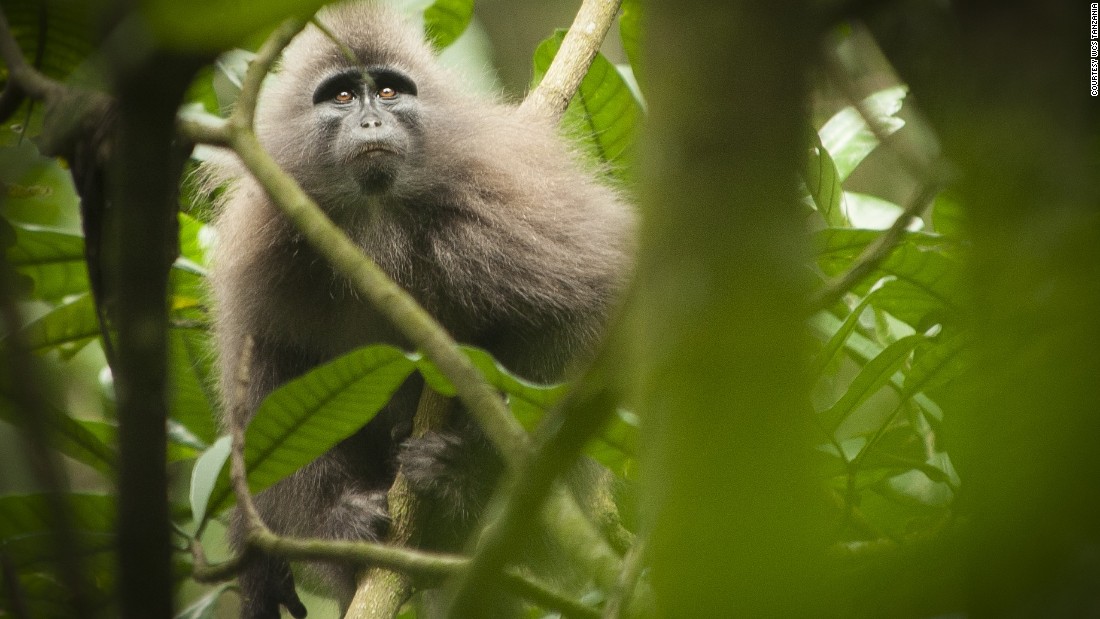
[206, 3, 633, 617]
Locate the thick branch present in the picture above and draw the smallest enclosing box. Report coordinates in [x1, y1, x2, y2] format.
[520, 0, 623, 121]
[345, 389, 453, 619]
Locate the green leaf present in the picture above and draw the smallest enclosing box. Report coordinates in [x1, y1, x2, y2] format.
[185, 66, 221, 116]
[0, 394, 116, 475]
[423, 0, 474, 50]
[819, 86, 907, 181]
[168, 327, 218, 444]
[189, 436, 230, 522]
[819, 333, 929, 432]
[802, 129, 846, 226]
[0, 142, 82, 227]
[15, 294, 99, 356]
[811, 285, 887, 375]
[587, 408, 638, 477]
[0, 493, 114, 568]
[815, 229, 959, 310]
[139, 0, 326, 51]
[870, 278, 949, 332]
[210, 49, 254, 115]
[2, 0, 98, 82]
[178, 213, 212, 267]
[175, 583, 235, 619]
[842, 192, 924, 231]
[7, 223, 88, 300]
[932, 191, 968, 239]
[619, 0, 644, 87]
[416, 346, 567, 428]
[904, 328, 969, 396]
[808, 311, 943, 421]
[202, 345, 416, 518]
[532, 31, 642, 181]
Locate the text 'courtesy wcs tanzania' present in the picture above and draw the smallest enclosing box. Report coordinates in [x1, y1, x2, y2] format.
[1092, 3, 1099, 95]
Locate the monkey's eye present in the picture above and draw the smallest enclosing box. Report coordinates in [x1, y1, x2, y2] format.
[378, 87, 397, 99]
[333, 90, 356, 104]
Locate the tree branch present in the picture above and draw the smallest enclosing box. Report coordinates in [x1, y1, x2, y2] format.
[520, 0, 623, 121]
[0, 7, 64, 102]
[345, 389, 453, 618]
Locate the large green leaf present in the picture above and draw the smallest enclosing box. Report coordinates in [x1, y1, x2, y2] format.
[818, 333, 929, 432]
[619, 0, 643, 87]
[0, 493, 116, 617]
[189, 436, 230, 523]
[904, 328, 970, 396]
[199, 345, 416, 519]
[808, 311, 943, 421]
[0, 493, 114, 568]
[139, 0, 326, 51]
[416, 345, 567, 430]
[0, 393, 116, 475]
[532, 30, 642, 181]
[0, 142, 82, 227]
[818, 85, 907, 181]
[15, 293, 99, 356]
[2, 0, 98, 82]
[803, 129, 846, 226]
[815, 229, 960, 310]
[811, 285, 887, 375]
[423, 0, 474, 50]
[168, 327, 218, 445]
[7, 223, 88, 300]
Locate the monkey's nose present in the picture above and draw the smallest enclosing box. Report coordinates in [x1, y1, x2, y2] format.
[362, 119, 383, 128]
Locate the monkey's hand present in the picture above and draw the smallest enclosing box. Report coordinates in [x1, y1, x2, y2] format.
[398, 429, 502, 544]
[239, 552, 307, 619]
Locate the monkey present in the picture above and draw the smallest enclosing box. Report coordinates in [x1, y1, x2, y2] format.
[205, 3, 634, 617]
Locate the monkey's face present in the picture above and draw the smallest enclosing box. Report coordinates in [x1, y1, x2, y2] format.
[309, 66, 422, 196]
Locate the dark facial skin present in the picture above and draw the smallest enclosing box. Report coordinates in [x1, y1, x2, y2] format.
[311, 67, 421, 191]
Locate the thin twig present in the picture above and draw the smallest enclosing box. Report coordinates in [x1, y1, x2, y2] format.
[233, 19, 307, 132]
[520, 0, 623, 121]
[809, 180, 939, 311]
[228, 337, 267, 532]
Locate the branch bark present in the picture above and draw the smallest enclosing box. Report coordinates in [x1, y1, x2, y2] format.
[520, 0, 623, 121]
[345, 389, 453, 618]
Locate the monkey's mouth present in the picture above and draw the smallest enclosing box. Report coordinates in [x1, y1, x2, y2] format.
[353, 145, 402, 159]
